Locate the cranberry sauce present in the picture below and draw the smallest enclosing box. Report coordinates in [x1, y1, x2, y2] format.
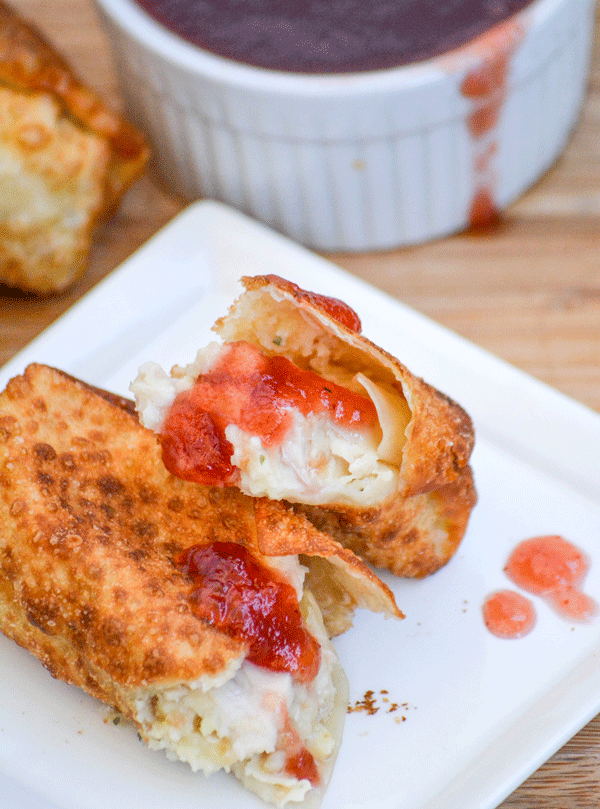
[177, 541, 321, 682]
[482, 589, 536, 639]
[263, 275, 362, 333]
[134, 0, 535, 74]
[160, 340, 378, 486]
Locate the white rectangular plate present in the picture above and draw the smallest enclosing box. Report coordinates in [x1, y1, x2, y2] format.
[2, 200, 600, 809]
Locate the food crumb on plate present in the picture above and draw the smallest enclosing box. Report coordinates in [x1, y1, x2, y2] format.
[348, 690, 413, 719]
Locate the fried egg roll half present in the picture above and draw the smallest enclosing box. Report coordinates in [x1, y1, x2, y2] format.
[0, 364, 401, 807]
[133, 275, 477, 578]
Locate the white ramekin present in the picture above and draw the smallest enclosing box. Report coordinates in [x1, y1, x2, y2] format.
[94, 0, 595, 251]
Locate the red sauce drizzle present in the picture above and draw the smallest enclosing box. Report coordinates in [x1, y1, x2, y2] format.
[461, 46, 513, 138]
[264, 275, 362, 333]
[505, 535, 598, 622]
[177, 541, 321, 683]
[161, 340, 378, 485]
[468, 187, 502, 231]
[482, 589, 536, 639]
[459, 21, 523, 231]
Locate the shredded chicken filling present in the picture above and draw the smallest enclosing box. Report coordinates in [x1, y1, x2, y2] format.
[133, 588, 339, 807]
[132, 342, 411, 506]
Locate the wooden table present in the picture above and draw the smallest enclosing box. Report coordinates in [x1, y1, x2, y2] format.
[2, 1, 600, 806]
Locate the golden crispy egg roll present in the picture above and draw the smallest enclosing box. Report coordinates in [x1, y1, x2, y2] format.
[0, 364, 401, 807]
[0, 0, 149, 293]
[132, 274, 477, 577]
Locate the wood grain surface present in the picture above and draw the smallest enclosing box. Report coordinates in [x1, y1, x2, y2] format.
[1, 1, 600, 807]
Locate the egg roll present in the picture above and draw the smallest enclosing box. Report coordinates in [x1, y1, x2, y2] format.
[0, 363, 401, 807]
[0, 0, 149, 293]
[132, 274, 477, 577]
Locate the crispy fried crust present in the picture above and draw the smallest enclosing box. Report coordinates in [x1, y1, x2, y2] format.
[0, 364, 401, 709]
[0, 1, 149, 293]
[297, 465, 477, 578]
[0, 364, 245, 699]
[214, 274, 477, 577]
[253, 496, 403, 632]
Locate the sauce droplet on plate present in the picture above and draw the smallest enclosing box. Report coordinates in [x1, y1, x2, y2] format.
[482, 589, 536, 639]
[505, 534, 597, 622]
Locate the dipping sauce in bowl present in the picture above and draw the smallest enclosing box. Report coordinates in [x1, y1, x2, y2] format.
[94, 0, 595, 250]
[134, 0, 536, 73]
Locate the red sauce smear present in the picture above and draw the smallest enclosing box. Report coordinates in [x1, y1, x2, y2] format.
[482, 589, 536, 639]
[459, 21, 524, 231]
[264, 275, 362, 333]
[177, 541, 321, 683]
[505, 535, 598, 622]
[281, 717, 319, 785]
[285, 747, 319, 785]
[468, 187, 503, 232]
[161, 340, 378, 485]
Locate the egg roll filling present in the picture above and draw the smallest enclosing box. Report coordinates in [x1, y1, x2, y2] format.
[135, 548, 337, 803]
[133, 341, 411, 507]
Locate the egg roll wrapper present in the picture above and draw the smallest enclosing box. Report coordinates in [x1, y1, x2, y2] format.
[214, 274, 477, 577]
[0, 364, 405, 805]
[0, 361, 401, 671]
